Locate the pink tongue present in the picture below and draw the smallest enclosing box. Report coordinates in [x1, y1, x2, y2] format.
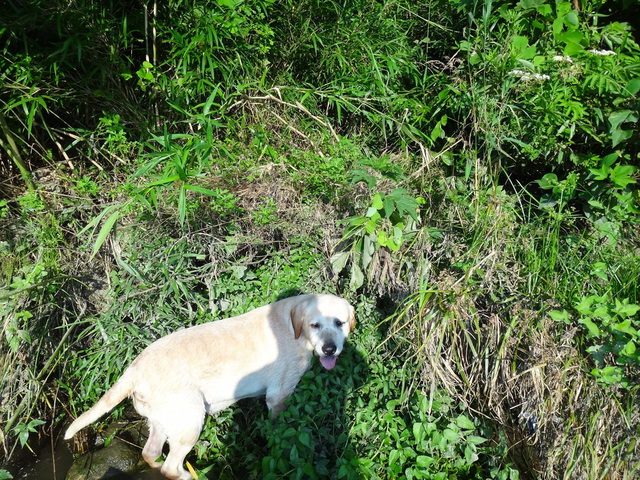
[320, 356, 338, 370]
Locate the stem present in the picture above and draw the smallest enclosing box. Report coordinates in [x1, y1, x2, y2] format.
[0, 111, 36, 193]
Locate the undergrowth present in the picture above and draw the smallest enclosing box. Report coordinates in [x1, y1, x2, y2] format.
[2, 1, 640, 479]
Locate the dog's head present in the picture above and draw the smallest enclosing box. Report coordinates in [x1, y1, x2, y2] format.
[290, 294, 355, 370]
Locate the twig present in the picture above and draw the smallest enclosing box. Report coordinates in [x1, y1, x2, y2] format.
[242, 90, 339, 142]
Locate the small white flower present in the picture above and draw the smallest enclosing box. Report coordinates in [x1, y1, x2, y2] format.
[508, 70, 549, 82]
[552, 55, 573, 63]
[589, 49, 616, 56]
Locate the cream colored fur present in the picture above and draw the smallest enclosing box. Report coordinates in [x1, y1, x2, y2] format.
[64, 294, 355, 480]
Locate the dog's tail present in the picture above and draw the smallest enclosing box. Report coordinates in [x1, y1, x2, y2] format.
[64, 370, 134, 439]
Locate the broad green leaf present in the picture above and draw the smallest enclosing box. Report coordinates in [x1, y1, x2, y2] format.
[350, 262, 364, 290]
[549, 309, 570, 323]
[442, 428, 460, 442]
[625, 78, 640, 95]
[590, 262, 608, 280]
[620, 340, 636, 357]
[376, 230, 389, 247]
[365, 217, 379, 234]
[536, 173, 558, 190]
[589, 154, 616, 180]
[393, 226, 403, 245]
[579, 316, 602, 337]
[330, 251, 350, 274]
[387, 237, 401, 252]
[539, 193, 557, 209]
[362, 234, 375, 267]
[609, 110, 637, 130]
[517, 0, 547, 10]
[415, 455, 435, 468]
[614, 300, 640, 318]
[0, 468, 13, 479]
[371, 193, 384, 210]
[612, 128, 633, 148]
[467, 435, 487, 445]
[565, 11, 579, 26]
[365, 207, 379, 218]
[413, 422, 425, 445]
[609, 165, 637, 188]
[456, 414, 475, 430]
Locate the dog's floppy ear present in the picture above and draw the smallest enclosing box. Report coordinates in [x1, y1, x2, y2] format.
[348, 305, 356, 333]
[290, 301, 306, 339]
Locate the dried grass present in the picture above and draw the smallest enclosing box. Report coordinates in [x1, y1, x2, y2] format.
[389, 277, 639, 479]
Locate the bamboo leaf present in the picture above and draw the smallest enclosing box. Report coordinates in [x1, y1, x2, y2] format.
[90, 209, 120, 259]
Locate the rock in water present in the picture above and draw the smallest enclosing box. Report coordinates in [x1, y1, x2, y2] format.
[65, 437, 146, 480]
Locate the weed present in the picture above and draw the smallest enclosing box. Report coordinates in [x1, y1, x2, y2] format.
[551, 289, 640, 389]
[2, 1, 640, 479]
[251, 198, 278, 227]
[332, 188, 423, 291]
[12, 419, 45, 454]
[536, 152, 639, 243]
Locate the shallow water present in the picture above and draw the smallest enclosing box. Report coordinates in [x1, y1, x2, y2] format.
[7, 431, 166, 480]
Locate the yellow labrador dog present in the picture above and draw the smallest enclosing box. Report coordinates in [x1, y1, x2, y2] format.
[64, 294, 355, 480]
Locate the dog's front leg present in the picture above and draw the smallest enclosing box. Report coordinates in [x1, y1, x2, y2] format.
[266, 394, 288, 417]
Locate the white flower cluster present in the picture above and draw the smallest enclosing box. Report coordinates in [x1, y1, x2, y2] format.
[589, 49, 616, 56]
[552, 55, 574, 63]
[508, 70, 551, 82]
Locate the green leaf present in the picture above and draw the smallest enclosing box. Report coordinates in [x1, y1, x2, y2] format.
[371, 193, 384, 210]
[611, 129, 633, 147]
[350, 263, 364, 290]
[536, 173, 558, 190]
[575, 296, 597, 315]
[455, 415, 475, 430]
[466, 435, 487, 445]
[415, 455, 435, 468]
[442, 428, 460, 442]
[589, 153, 618, 180]
[365, 217, 379, 234]
[624, 78, 640, 95]
[620, 340, 636, 358]
[413, 422, 425, 445]
[183, 185, 222, 196]
[614, 300, 640, 318]
[330, 252, 350, 275]
[376, 230, 389, 247]
[609, 165, 637, 188]
[517, 0, 548, 9]
[609, 110, 637, 131]
[590, 262, 608, 280]
[565, 11, 579, 26]
[579, 316, 602, 337]
[90, 209, 120, 259]
[178, 186, 187, 226]
[298, 431, 312, 449]
[0, 469, 14, 479]
[465, 445, 479, 464]
[549, 309, 570, 324]
[143, 173, 182, 187]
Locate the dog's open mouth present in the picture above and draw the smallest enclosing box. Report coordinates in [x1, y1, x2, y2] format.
[319, 355, 338, 370]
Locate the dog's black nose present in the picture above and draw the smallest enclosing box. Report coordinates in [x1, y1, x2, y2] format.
[322, 344, 337, 356]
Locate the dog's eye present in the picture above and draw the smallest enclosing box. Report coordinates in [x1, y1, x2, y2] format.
[310, 323, 320, 329]
[334, 319, 344, 327]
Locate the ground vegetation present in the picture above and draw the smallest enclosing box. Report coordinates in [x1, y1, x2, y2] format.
[1, 1, 639, 478]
